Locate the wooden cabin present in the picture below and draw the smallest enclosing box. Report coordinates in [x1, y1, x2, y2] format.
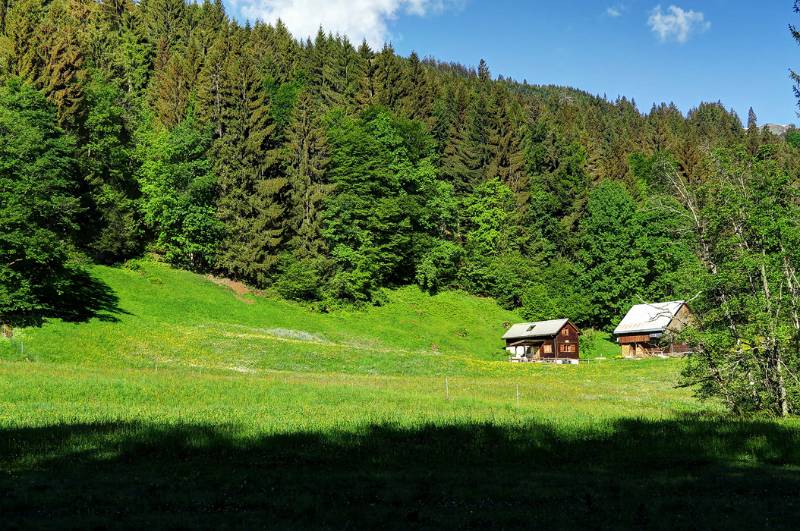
[502, 319, 580, 364]
[613, 301, 693, 357]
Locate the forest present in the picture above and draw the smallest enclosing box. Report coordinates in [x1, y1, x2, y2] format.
[3, 0, 800, 415]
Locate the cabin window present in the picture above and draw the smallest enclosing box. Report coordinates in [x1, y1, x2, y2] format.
[560, 344, 576, 353]
[562, 328, 569, 336]
[542, 344, 552, 354]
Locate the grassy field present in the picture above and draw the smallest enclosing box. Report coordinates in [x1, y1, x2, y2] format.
[2, 262, 800, 528]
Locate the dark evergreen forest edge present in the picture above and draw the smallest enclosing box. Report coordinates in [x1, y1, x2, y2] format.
[4, 0, 800, 415]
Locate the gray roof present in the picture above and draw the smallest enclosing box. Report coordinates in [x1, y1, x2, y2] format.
[613, 301, 685, 335]
[502, 319, 570, 340]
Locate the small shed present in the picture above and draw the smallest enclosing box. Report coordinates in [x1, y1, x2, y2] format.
[502, 319, 580, 363]
[613, 301, 693, 357]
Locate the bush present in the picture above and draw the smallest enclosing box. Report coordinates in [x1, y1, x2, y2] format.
[416, 240, 463, 293]
[274, 258, 325, 301]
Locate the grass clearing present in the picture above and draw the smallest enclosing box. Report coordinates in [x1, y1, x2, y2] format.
[2, 262, 799, 528]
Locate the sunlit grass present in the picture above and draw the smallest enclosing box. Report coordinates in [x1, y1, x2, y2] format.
[0, 261, 710, 436]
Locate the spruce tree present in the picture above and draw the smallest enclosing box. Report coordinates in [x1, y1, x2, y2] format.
[477, 58, 491, 83]
[214, 33, 285, 286]
[152, 49, 190, 127]
[110, 8, 153, 102]
[354, 40, 375, 108]
[746, 106, 760, 155]
[258, 19, 298, 84]
[196, 30, 229, 138]
[440, 85, 481, 194]
[2, 0, 46, 81]
[372, 44, 405, 109]
[139, 0, 187, 48]
[283, 91, 331, 259]
[37, 19, 87, 127]
[5, 0, 87, 127]
[193, 0, 226, 54]
[430, 84, 457, 154]
[399, 51, 434, 122]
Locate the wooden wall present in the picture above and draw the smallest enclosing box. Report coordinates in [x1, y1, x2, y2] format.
[554, 322, 580, 360]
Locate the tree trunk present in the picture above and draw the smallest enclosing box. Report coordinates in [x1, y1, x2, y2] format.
[777, 354, 790, 417]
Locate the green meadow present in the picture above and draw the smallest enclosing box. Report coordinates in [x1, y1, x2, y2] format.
[2, 262, 800, 529]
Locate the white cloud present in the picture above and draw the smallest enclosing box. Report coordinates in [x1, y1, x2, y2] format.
[236, 0, 459, 49]
[648, 4, 710, 43]
[606, 5, 623, 17]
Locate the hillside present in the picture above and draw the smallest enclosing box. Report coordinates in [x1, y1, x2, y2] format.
[3, 261, 538, 376]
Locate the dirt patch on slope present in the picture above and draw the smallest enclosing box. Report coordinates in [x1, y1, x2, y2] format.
[207, 275, 257, 304]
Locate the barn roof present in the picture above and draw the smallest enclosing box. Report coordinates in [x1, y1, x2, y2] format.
[613, 301, 685, 335]
[502, 319, 570, 340]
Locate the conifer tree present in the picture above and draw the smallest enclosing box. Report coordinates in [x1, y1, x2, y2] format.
[485, 88, 524, 191]
[338, 38, 360, 107]
[746, 106, 761, 155]
[193, 0, 226, 54]
[139, 0, 187, 48]
[307, 29, 347, 108]
[5, 0, 87, 127]
[110, 9, 153, 102]
[196, 30, 229, 138]
[471, 94, 494, 174]
[440, 91, 482, 195]
[258, 19, 298, 84]
[354, 40, 375, 108]
[305, 29, 328, 101]
[1, 0, 46, 80]
[0, 0, 10, 34]
[399, 51, 434, 122]
[214, 34, 285, 286]
[37, 18, 87, 127]
[477, 58, 491, 83]
[430, 89, 456, 154]
[283, 91, 330, 259]
[372, 44, 406, 109]
[152, 50, 190, 127]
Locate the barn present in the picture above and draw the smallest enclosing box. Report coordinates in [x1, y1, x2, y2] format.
[613, 301, 693, 357]
[502, 319, 580, 363]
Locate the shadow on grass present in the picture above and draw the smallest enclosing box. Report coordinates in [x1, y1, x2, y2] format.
[10, 268, 127, 328]
[2, 417, 800, 529]
[51, 268, 127, 323]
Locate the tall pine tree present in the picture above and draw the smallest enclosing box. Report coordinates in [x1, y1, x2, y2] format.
[283, 91, 330, 259]
[214, 31, 285, 286]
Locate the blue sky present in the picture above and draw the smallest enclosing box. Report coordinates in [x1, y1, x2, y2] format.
[225, 1, 799, 125]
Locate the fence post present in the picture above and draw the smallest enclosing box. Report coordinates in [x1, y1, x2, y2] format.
[445, 376, 449, 400]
